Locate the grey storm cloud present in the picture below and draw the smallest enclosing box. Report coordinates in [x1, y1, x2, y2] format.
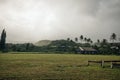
[0, 0, 120, 43]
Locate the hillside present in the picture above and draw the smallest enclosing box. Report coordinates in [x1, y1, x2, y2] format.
[34, 40, 52, 46]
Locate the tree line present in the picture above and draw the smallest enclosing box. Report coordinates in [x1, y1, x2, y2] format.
[0, 29, 6, 52]
[67, 33, 118, 44]
[0, 29, 120, 55]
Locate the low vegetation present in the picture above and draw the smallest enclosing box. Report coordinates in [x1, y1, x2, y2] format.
[0, 53, 120, 80]
[0, 29, 120, 54]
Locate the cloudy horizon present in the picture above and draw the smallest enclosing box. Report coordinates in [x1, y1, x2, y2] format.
[0, 0, 120, 43]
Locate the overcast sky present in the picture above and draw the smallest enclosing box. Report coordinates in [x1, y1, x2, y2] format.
[0, 0, 120, 43]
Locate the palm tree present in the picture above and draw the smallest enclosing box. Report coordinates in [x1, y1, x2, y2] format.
[102, 39, 107, 44]
[87, 38, 93, 44]
[97, 39, 100, 43]
[67, 38, 70, 41]
[75, 37, 78, 43]
[87, 38, 91, 43]
[110, 33, 117, 43]
[84, 37, 87, 43]
[80, 35, 83, 43]
[90, 40, 93, 44]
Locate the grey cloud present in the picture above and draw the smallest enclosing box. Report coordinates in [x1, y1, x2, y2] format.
[0, 0, 120, 43]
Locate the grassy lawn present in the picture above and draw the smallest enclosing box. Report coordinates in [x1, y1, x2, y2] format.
[0, 53, 120, 80]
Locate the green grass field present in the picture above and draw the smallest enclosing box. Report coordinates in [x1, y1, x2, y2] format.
[0, 53, 120, 80]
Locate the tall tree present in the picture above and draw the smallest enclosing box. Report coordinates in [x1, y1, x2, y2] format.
[87, 38, 91, 43]
[90, 40, 93, 44]
[97, 39, 100, 43]
[0, 29, 6, 51]
[67, 38, 70, 41]
[75, 37, 78, 43]
[84, 37, 87, 43]
[102, 39, 107, 45]
[110, 33, 117, 43]
[80, 35, 83, 43]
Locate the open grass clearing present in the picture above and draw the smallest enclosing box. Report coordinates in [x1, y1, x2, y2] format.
[0, 53, 120, 80]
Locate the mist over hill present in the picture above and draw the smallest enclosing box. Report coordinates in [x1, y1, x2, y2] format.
[34, 40, 52, 46]
[0, 0, 120, 43]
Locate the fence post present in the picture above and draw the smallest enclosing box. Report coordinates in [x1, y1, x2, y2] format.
[88, 61, 89, 66]
[111, 62, 113, 69]
[101, 60, 104, 68]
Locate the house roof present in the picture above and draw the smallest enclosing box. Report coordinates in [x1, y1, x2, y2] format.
[79, 47, 97, 51]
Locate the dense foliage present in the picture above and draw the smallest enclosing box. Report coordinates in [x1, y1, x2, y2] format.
[0, 29, 6, 52]
[5, 39, 120, 55]
[0, 29, 120, 55]
[6, 40, 77, 53]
